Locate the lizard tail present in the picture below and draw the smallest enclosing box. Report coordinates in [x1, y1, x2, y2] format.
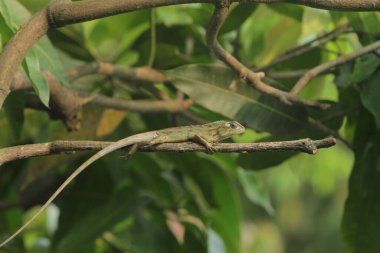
[0, 132, 156, 248]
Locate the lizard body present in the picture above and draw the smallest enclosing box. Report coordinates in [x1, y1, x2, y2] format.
[0, 120, 245, 247]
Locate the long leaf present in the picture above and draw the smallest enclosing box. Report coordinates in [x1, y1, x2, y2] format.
[167, 64, 308, 134]
[0, 0, 67, 105]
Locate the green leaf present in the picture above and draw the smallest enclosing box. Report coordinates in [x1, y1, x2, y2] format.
[24, 49, 50, 107]
[33, 37, 68, 86]
[346, 13, 380, 44]
[52, 161, 142, 253]
[239, 148, 295, 171]
[334, 62, 354, 89]
[342, 137, 380, 253]
[267, 3, 304, 22]
[83, 11, 149, 62]
[238, 101, 344, 171]
[168, 153, 241, 253]
[156, 5, 194, 27]
[220, 3, 257, 34]
[0, 0, 30, 31]
[350, 54, 380, 85]
[205, 159, 241, 253]
[0, 0, 68, 105]
[53, 189, 141, 253]
[167, 64, 308, 134]
[360, 71, 380, 122]
[237, 168, 274, 214]
[240, 6, 280, 63]
[3, 90, 25, 139]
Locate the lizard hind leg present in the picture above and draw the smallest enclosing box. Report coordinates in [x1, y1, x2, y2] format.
[121, 143, 139, 160]
[192, 135, 216, 154]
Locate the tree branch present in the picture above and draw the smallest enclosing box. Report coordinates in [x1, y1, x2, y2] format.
[290, 40, 380, 96]
[0, 9, 49, 107]
[206, 1, 329, 109]
[0, 137, 336, 166]
[0, 0, 379, 107]
[257, 24, 352, 71]
[10, 70, 189, 130]
[68, 62, 167, 83]
[48, 0, 380, 28]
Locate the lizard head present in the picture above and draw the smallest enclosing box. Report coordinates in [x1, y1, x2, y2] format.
[216, 120, 245, 140]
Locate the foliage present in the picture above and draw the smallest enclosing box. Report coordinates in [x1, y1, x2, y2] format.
[0, 1, 379, 253]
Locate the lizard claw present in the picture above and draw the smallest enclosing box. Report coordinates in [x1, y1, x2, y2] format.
[205, 144, 216, 154]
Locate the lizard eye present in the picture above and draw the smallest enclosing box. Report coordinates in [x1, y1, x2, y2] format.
[226, 122, 237, 129]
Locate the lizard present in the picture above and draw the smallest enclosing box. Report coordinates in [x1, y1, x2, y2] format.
[0, 120, 245, 248]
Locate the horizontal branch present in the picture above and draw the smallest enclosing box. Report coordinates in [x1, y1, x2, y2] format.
[68, 62, 167, 83]
[92, 94, 192, 113]
[49, 0, 380, 28]
[0, 137, 336, 166]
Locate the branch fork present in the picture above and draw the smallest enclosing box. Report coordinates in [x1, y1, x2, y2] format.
[206, 2, 330, 110]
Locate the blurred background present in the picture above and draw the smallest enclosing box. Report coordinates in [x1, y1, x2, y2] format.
[1, 0, 378, 252]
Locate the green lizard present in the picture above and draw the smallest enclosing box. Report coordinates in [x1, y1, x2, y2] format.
[0, 120, 245, 247]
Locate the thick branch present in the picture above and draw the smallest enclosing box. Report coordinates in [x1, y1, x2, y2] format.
[206, 2, 329, 109]
[291, 40, 380, 96]
[49, 0, 380, 28]
[0, 9, 49, 107]
[0, 137, 336, 166]
[277, 0, 380, 11]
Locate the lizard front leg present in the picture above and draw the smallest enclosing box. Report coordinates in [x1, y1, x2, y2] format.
[192, 135, 216, 154]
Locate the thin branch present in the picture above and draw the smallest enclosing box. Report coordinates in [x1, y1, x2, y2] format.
[0, 137, 336, 166]
[267, 69, 334, 79]
[68, 62, 167, 83]
[91, 94, 192, 113]
[291, 40, 380, 96]
[257, 24, 352, 71]
[307, 117, 352, 149]
[147, 9, 157, 67]
[206, 1, 329, 109]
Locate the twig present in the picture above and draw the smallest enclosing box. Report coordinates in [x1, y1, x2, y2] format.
[91, 94, 192, 113]
[291, 40, 380, 96]
[0, 137, 336, 166]
[307, 117, 352, 149]
[206, 1, 329, 109]
[267, 69, 334, 79]
[147, 9, 157, 67]
[257, 24, 352, 71]
[68, 62, 167, 83]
